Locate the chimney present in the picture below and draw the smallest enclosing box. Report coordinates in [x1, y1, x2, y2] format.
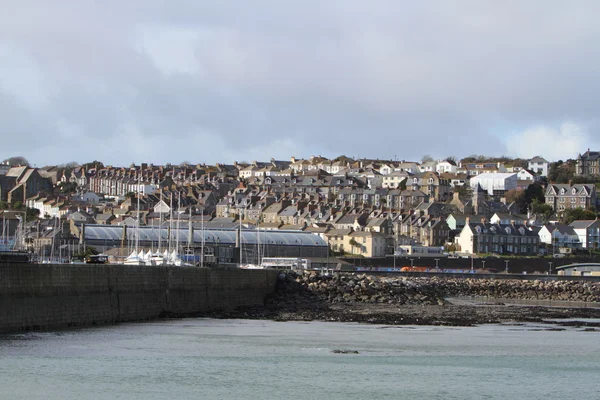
[465, 217, 470, 225]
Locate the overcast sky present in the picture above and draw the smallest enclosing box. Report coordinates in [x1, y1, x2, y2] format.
[1, 1, 600, 167]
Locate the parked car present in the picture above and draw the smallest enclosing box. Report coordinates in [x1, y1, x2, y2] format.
[552, 253, 565, 258]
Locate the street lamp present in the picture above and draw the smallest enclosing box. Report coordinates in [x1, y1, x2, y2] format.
[548, 261, 553, 275]
[482, 260, 486, 270]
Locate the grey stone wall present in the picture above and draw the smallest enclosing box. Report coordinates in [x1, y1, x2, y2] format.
[0, 264, 279, 333]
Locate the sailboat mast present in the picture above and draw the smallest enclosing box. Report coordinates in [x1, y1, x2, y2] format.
[200, 207, 204, 268]
[239, 208, 243, 265]
[168, 193, 173, 253]
[176, 192, 180, 253]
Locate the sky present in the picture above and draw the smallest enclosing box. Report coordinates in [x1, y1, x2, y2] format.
[1, 1, 600, 167]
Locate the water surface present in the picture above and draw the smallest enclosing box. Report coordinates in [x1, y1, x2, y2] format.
[1, 319, 598, 400]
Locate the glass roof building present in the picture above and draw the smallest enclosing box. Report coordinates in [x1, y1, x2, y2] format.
[80, 224, 328, 265]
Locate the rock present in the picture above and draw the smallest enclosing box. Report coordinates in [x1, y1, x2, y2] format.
[332, 349, 359, 354]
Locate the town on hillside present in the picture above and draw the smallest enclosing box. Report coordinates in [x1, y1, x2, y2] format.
[0, 151, 599, 267]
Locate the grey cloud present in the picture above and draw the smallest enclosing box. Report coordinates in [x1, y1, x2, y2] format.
[1, 1, 600, 166]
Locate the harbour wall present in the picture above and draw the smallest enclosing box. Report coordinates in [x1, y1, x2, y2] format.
[0, 264, 280, 333]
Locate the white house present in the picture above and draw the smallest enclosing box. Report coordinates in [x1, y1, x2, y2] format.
[436, 160, 458, 174]
[418, 161, 438, 173]
[382, 171, 408, 188]
[75, 191, 102, 204]
[469, 173, 517, 196]
[490, 213, 527, 225]
[538, 224, 581, 252]
[528, 156, 549, 177]
[569, 219, 600, 249]
[517, 169, 538, 181]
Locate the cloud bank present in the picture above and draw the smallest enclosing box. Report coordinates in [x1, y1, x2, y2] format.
[1, 1, 600, 166]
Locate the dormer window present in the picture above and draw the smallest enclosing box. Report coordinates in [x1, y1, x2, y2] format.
[560, 188, 565, 194]
[572, 188, 577, 195]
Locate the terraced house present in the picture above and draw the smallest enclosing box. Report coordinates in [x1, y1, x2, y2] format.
[544, 184, 597, 212]
[576, 149, 600, 176]
[455, 220, 540, 255]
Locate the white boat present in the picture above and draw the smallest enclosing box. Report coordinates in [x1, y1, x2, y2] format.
[124, 250, 146, 265]
[239, 264, 265, 270]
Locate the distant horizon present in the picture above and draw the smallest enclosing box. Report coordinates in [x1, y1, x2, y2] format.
[2, 152, 587, 169]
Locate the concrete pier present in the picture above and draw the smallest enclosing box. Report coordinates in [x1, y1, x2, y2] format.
[0, 263, 279, 333]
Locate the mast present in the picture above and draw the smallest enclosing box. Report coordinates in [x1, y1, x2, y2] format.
[176, 191, 181, 254]
[135, 176, 141, 254]
[256, 224, 260, 265]
[168, 192, 173, 254]
[239, 208, 243, 265]
[200, 207, 204, 268]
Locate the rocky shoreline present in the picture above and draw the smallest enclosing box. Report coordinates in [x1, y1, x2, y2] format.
[203, 271, 600, 327]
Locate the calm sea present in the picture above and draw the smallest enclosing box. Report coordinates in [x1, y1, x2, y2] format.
[1, 318, 599, 400]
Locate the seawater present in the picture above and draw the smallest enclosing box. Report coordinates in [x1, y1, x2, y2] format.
[0, 319, 599, 400]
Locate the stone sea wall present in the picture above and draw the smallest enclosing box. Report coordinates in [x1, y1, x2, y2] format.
[273, 271, 600, 307]
[0, 264, 279, 333]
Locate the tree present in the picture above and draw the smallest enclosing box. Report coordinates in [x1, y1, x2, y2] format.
[57, 181, 77, 194]
[73, 246, 99, 259]
[26, 207, 40, 221]
[2, 156, 30, 167]
[421, 155, 434, 163]
[398, 179, 407, 191]
[505, 189, 526, 212]
[548, 160, 576, 183]
[523, 183, 545, 208]
[530, 199, 554, 222]
[348, 238, 359, 255]
[561, 207, 598, 225]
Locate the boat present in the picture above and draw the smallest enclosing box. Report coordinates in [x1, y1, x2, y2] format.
[124, 178, 146, 265]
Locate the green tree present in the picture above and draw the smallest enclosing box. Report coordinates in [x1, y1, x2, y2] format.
[561, 207, 598, 225]
[2, 156, 30, 166]
[505, 189, 527, 213]
[73, 246, 99, 259]
[548, 160, 576, 183]
[530, 199, 554, 222]
[524, 183, 545, 208]
[348, 238, 359, 255]
[26, 207, 40, 220]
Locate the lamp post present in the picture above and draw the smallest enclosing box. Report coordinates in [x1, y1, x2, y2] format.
[434, 258, 439, 269]
[482, 260, 486, 270]
[548, 261, 553, 275]
[410, 258, 414, 268]
[504, 260, 510, 274]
